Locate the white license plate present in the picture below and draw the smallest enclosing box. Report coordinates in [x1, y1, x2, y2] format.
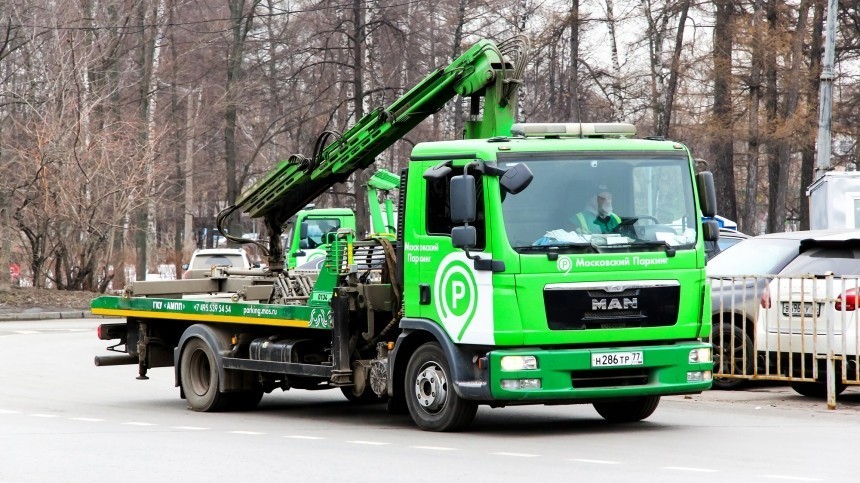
[591, 351, 643, 367]
[781, 302, 819, 318]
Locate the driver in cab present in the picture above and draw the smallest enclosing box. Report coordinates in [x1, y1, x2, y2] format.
[571, 189, 621, 234]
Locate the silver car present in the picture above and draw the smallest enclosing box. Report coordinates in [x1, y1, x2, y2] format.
[707, 231, 844, 389]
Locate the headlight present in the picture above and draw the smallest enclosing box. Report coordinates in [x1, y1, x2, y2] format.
[689, 348, 712, 363]
[500, 355, 538, 371]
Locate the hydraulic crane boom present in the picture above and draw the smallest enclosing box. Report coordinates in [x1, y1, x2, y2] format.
[224, 37, 528, 270]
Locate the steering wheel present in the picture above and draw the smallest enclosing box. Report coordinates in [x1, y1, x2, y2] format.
[633, 215, 659, 224]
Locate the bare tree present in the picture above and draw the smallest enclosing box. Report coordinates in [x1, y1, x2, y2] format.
[766, 0, 811, 233]
[711, 0, 737, 221]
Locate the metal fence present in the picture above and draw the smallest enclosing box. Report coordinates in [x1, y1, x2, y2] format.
[709, 274, 860, 408]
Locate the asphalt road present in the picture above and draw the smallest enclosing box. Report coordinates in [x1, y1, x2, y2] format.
[1, 319, 858, 483]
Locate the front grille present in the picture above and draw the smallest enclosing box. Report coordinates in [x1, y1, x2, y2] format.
[571, 368, 649, 388]
[545, 285, 680, 330]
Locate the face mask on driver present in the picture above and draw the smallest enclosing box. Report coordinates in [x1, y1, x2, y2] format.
[598, 201, 613, 217]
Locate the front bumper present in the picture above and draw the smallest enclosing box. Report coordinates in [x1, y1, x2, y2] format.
[487, 342, 713, 402]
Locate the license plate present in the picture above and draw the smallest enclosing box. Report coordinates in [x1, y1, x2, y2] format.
[781, 301, 819, 318]
[591, 351, 643, 367]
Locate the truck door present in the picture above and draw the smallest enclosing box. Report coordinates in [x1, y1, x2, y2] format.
[410, 168, 496, 345]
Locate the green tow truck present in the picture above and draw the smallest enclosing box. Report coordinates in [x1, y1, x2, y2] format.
[284, 169, 400, 269]
[93, 36, 719, 431]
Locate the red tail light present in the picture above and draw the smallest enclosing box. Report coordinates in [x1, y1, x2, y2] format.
[760, 286, 771, 309]
[836, 288, 858, 311]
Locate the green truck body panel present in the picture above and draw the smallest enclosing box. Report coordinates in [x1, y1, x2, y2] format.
[92, 295, 333, 330]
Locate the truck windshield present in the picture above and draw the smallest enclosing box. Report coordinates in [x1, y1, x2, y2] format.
[499, 154, 698, 254]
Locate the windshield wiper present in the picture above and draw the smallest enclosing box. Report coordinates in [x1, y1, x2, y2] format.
[517, 242, 595, 254]
[630, 240, 677, 257]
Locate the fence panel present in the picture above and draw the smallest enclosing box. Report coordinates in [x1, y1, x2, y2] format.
[708, 274, 860, 406]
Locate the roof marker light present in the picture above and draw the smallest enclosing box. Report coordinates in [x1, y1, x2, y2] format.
[510, 123, 637, 138]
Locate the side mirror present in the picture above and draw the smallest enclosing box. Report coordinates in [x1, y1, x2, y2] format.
[299, 221, 308, 240]
[450, 174, 477, 223]
[500, 164, 533, 195]
[702, 220, 720, 242]
[299, 240, 309, 249]
[696, 171, 717, 218]
[181, 263, 189, 270]
[451, 226, 477, 248]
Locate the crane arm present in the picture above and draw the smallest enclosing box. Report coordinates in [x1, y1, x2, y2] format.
[226, 37, 528, 269]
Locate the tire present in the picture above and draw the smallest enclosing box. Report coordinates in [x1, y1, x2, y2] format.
[226, 387, 264, 411]
[404, 342, 477, 432]
[789, 381, 847, 399]
[180, 337, 228, 412]
[712, 324, 753, 390]
[340, 385, 384, 404]
[593, 396, 660, 423]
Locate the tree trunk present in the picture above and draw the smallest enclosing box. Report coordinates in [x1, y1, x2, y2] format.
[657, 0, 690, 138]
[0, 191, 9, 290]
[770, 0, 810, 232]
[743, 0, 765, 234]
[350, 0, 370, 237]
[604, 0, 623, 120]
[567, 0, 580, 122]
[225, 0, 258, 244]
[711, 0, 737, 221]
[800, 0, 824, 231]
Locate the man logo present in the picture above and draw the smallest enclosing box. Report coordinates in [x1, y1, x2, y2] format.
[591, 297, 638, 310]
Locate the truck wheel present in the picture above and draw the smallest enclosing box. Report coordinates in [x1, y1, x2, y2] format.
[593, 396, 660, 423]
[340, 385, 383, 404]
[404, 342, 477, 432]
[226, 387, 264, 411]
[712, 324, 753, 390]
[180, 338, 227, 412]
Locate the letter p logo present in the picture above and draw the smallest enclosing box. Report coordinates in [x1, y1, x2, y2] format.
[451, 280, 466, 310]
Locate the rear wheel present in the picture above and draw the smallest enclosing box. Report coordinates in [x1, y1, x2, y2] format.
[405, 342, 477, 432]
[226, 387, 264, 411]
[789, 381, 847, 399]
[712, 324, 753, 390]
[180, 338, 227, 412]
[593, 396, 660, 423]
[340, 385, 383, 404]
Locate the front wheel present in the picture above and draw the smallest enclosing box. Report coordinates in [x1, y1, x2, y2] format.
[593, 396, 660, 423]
[180, 337, 227, 412]
[404, 342, 477, 432]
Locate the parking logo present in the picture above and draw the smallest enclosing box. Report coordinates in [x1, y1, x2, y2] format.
[434, 253, 479, 341]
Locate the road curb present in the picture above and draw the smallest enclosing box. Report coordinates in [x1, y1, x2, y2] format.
[0, 311, 103, 321]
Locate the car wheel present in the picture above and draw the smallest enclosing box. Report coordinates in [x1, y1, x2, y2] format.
[712, 323, 753, 390]
[789, 381, 848, 399]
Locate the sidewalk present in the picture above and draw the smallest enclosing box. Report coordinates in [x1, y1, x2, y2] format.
[0, 308, 98, 321]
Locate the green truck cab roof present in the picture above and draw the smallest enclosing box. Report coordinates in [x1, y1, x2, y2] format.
[410, 136, 691, 161]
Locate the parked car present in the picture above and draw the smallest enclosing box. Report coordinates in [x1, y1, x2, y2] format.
[181, 248, 251, 279]
[705, 228, 751, 260]
[707, 230, 845, 389]
[755, 231, 860, 397]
